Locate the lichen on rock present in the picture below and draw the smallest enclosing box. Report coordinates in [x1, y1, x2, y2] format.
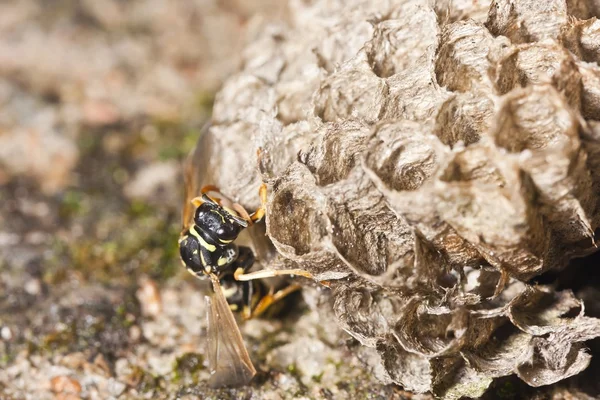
[199, 0, 600, 397]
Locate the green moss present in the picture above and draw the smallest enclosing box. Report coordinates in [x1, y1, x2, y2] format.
[195, 90, 215, 113]
[78, 132, 102, 154]
[59, 190, 89, 219]
[54, 198, 181, 284]
[115, 303, 135, 328]
[157, 129, 198, 161]
[0, 348, 11, 367]
[285, 363, 309, 397]
[147, 117, 201, 161]
[172, 352, 204, 383]
[44, 114, 204, 286]
[327, 357, 343, 371]
[312, 371, 324, 384]
[496, 379, 517, 399]
[41, 323, 78, 353]
[127, 366, 165, 394]
[128, 199, 154, 218]
[287, 363, 297, 374]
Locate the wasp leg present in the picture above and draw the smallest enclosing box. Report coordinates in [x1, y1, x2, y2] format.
[250, 183, 267, 223]
[240, 280, 254, 320]
[247, 284, 302, 319]
[232, 246, 257, 286]
[232, 246, 256, 319]
[235, 246, 255, 272]
[235, 268, 314, 282]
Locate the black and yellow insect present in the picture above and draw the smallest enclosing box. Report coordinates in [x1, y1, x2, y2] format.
[179, 183, 275, 318]
[178, 131, 314, 388]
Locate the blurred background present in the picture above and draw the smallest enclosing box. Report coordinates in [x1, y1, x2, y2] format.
[0, 1, 304, 398]
[0, 0, 285, 280]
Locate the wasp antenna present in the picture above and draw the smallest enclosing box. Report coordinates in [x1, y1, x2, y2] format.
[201, 194, 219, 205]
[232, 215, 249, 228]
[231, 203, 252, 226]
[250, 183, 267, 223]
[201, 185, 221, 195]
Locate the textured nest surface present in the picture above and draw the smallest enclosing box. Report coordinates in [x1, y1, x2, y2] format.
[202, 0, 600, 397]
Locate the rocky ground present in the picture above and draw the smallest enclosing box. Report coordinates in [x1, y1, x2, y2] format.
[1, 1, 599, 399]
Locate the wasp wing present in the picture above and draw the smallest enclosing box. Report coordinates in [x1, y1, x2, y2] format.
[205, 275, 256, 388]
[182, 123, 215, 231]
[182, 122, 274, 257]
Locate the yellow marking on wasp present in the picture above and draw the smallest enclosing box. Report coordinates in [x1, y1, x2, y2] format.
[210, 209, 226, 223]
[233, 267, 245, 281]
[221, 285, 238, 298]
[200, 251, 207, 267]
[219, 238, 233, 244]
[229, 304, 238, 311]
[189, 226, 216, 252]
[192, 249, 198, 255]
[217, 257, 228, 266]
[242, 306, 251, 319]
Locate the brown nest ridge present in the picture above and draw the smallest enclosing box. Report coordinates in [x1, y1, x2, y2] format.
[200, 0, 600, 398]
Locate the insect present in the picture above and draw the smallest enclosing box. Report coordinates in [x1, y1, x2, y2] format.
[178, 127, 314, 388]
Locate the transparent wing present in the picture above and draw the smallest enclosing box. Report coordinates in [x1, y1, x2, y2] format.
[205, 274, 256, 388]
[182, 123, 273, 257]
[182, 123, 214, 230]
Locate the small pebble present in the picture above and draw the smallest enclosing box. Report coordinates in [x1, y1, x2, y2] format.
[1, 326, 13, 341]
[24, 278, 42, 296]
[129, 325, 142, 342]
[50, 375, 82, 394]
[82, 99, 121, 126]
[107, 378, 127, 397]
[136, 277, 162, 317]
[55, 394, 82, 400]
[123, 161, 178, 202]
[60, 352, 86, 370]
[93, 353, 111, 377]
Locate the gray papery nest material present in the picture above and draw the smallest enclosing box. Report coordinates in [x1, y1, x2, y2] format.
[197, 0, 600, 398]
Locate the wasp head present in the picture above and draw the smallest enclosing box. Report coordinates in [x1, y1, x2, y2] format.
[194, 197, 248, 245]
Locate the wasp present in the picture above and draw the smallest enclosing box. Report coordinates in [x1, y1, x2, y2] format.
[178, 128, 313, 388]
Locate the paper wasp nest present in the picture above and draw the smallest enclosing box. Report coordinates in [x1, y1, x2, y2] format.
[205, 0, 600, 397]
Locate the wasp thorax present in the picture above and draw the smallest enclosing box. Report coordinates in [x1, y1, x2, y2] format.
[194, 202, 244, 245]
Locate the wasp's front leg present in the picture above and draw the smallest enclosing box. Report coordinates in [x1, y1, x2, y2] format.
[250, 183, 267, 223]
[230, 246, 256, 319]
[240, 280, 254, 320]
[232, 246, 255, 279]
